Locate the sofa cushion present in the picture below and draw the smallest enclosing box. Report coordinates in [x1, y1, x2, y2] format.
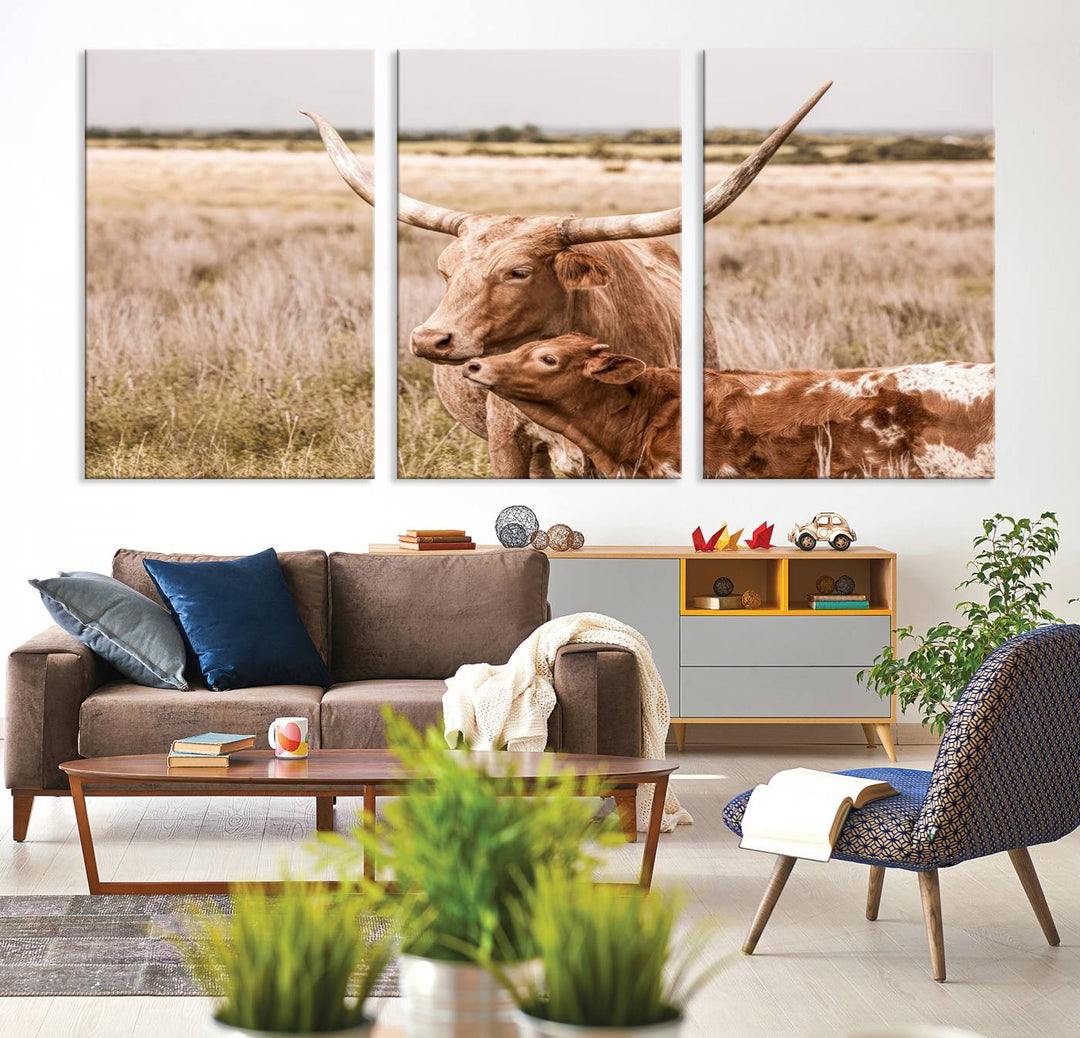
[321, 679, 561, 750]
[329, 550, 549, 681]
[112, 549, 330, 664]
[143, 550, 332, 691]
[79, 681, 323, 758]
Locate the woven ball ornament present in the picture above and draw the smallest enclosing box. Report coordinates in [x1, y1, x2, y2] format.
[815, 575, 836, 594]
[835, 574, 856, 595]
[741, 589, 761, 609]
[530, 529, 549, 550]
[547, 523, 574, 551]
[713, 576, 735, 597]
[571, 530, 586, 550]
[495, 505, 539, 548]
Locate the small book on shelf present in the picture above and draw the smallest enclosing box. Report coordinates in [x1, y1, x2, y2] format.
[404, 529, 466, 537]
[170, 733, 255, 756]
[167, 751, 231, 768]
[692, 595, 744, 610]
[399, 534, 474, 544]
[807, 597, 870, 610]
[397, 538, 476, 551]
[807, 594, 868, 602]
[739, 768, 898, 862]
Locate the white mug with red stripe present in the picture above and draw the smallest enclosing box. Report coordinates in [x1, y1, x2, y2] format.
[268, 716, 309, 759]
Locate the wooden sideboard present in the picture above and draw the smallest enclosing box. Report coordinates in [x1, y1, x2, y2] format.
[368, 544, 898, 760]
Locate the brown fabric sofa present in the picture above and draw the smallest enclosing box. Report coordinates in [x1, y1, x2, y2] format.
[6, 548, 641, 840]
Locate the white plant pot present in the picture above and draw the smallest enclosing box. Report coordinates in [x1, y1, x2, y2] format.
[211, 1015, 374, 1038]
[399, 953, 519, 1038]
[511, 1008, 685, 1038]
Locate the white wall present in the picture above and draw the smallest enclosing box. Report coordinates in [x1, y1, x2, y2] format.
[3, 0, 1079, 721]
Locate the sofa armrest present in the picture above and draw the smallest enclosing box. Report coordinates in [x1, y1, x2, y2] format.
[5, 626, 107, 791]
[552, 643, 641, 758]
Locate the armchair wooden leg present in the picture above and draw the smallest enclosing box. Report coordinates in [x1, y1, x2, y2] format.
[12, 792, 34, 842]
[866, 865, 885, 920]
[917, 869, 946, 982]
[743, 855, 797, 955]
[612, 788, 638, 844]
[861, 723, 877, 748]
[873, 723, 898, 762]
[672, 723, 687, 752]
[1008, 847, 1060, 946]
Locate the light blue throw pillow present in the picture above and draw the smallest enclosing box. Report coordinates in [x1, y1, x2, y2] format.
[29, 571, 188, 690]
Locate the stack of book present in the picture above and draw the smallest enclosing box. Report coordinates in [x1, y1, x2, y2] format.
[397, 529, 475, 552]
[167, 732, 255, 768]
[807, 594, 869, 611]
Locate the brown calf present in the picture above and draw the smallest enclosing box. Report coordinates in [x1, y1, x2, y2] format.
[464, 334, 995, 479]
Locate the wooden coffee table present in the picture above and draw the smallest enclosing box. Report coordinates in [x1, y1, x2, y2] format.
[59, 749, 676, 895]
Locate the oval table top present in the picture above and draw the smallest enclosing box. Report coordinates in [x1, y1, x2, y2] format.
[60, 748, 677, 785]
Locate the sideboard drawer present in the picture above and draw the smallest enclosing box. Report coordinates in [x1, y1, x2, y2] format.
[680, 615, 892, 668]
[680, 666, 891, 719]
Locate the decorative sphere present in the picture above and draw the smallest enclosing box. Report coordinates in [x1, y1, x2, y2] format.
[570, 530, 585, 550]
[835, 574, 856, 595]
[530, 529, 549, 551]
[713, 576, 734, 597]
[495, 506, 539, 548]
[741, 589, 761, 609]
[547, 524, 573, 551]
[815, 575, 836, 594]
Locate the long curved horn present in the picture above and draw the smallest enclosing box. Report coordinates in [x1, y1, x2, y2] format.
[556, 80, 832, 245]
[301, 110, 472, 236]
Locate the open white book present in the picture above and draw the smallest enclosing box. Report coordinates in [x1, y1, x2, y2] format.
[739, 768, 898, 862]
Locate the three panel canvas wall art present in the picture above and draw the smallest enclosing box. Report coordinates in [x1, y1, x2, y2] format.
[85, 49, 993, 481]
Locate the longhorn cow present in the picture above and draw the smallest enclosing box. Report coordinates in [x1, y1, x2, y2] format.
[304, 82, 831, 477]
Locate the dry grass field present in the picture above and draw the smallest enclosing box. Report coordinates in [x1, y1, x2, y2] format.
[704, 159, 994, 370]
[86, 144, 374, 478]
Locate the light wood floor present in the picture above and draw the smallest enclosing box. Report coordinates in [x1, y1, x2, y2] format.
[2, 740, 1077, 1038]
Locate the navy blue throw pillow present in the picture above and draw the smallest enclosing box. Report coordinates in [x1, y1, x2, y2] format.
[143, 548, 332, 691]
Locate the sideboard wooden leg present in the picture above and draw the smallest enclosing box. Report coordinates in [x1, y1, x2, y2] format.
[874, 723, 898, 762]
[12, 792, 34, 842]
[613, 788, 638, 844]
[860, 724, 877, 748]
[672, 723, 687, 752]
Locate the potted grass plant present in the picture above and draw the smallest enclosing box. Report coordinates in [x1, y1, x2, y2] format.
[499, 870, 722, 1037]
[313, 710, 620, 1038]
[175, 880, 393, 1037]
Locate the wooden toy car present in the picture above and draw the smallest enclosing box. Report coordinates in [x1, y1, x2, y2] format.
[788, 512, 856, 552]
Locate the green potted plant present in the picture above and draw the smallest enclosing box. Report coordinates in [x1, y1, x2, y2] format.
[499, 870, 722, 1036]
[860, 513, 1073, 733]
[314, 710, 619, 1038]
[175, 880, 393, 1036]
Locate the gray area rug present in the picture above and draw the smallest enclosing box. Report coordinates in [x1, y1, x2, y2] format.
[0, 895, 399, 997]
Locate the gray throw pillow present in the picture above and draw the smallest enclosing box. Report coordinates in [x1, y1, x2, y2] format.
[29, 571, 188, 690]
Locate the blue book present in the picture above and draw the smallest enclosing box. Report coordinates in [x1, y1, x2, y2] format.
[170, 732, 255, 755]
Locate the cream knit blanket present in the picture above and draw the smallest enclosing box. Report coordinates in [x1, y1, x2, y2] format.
[442, 612, 692, 833]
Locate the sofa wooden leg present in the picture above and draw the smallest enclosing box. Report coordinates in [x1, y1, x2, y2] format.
[672, 723, 687, 752]
[917, 869, 946, 982]
[1008, 847, 1060, 946]
[12, 792, 34, 842]
[866, 865, 885, 920]
[743, 855, 797, 955]
[874, 723, 898, 762]
[315, 796, 334, 833]
[612, 788, 638, 844]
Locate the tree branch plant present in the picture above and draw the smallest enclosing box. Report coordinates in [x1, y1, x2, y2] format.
[175, 881, 393, 1035]
[860, 513, 1071, 734]
[499, 869, 724, 1035]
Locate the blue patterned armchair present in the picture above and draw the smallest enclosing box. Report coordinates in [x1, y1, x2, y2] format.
[723, 624, 1080, 981]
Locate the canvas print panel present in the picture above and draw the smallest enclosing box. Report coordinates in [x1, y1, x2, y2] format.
[394, 49, 681, 479]
[703, 50, 994, 479]
[85, 51, 374, 478]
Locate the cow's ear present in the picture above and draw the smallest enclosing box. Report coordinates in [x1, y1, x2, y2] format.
[553, 249, 613, 290]
[584, 353, 647, 384]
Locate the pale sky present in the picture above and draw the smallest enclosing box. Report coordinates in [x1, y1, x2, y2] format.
[706, 50, 993, 133]
[399, 50, 680, 132]
[86, 51, 373, 131]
